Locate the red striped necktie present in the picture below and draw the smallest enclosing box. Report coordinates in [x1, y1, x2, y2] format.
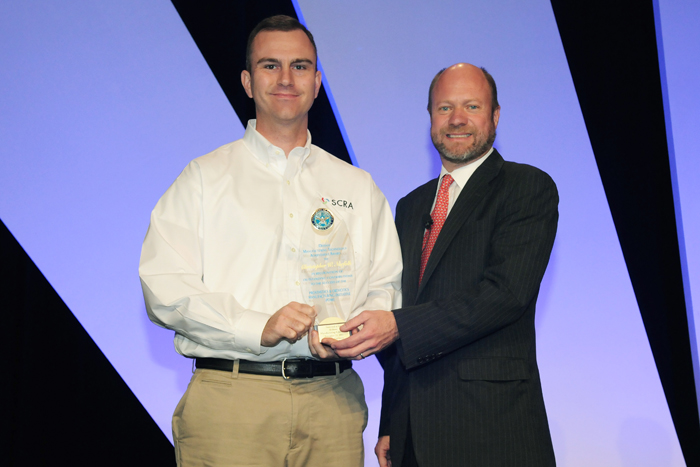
[419, 174, 454, 284]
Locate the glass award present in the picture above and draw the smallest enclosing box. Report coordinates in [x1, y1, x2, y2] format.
[300, 205, 356, 342]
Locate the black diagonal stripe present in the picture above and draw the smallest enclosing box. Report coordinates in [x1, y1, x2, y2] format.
[551, 0, 699, 463]
[171, 0, 353, 165]
[1, 218, 176, 465]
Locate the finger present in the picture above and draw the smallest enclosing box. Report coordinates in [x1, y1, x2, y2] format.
[340, 343, 375, 359]
[294, 302, 317, 317]
[376, 447, 388, 467]
[309, 331, 337, 359]
[330, 332, 364, 350]
[283, 327, 301, 343]
[281, 323, 303, 341]
[332, 344, 359, 358]
[284, 317, 312, 339]
[283, 302, 316, 319]
[308, 330, 321, 357]
[320, 337, 338, 346]
[336, 345, 366, 359]
[310, 331, 330, 356]
[284, 313, 314, 333]
[317, 345, 335, 359]
[339, 312, 366, 332]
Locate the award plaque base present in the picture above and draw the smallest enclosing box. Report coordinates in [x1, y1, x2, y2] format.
[315, 317, 350, 342]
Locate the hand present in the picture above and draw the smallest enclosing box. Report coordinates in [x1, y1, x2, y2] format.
[261, 302, 316, 347]
[375, 436, 391, 467]
[308, 329, 342, 360]
[330, 310, 398, 359]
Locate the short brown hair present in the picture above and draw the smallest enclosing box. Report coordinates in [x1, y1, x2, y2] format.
[427, 67, 447, 112]
[246, 15, 317, 72]
[427, 66, 500, 116]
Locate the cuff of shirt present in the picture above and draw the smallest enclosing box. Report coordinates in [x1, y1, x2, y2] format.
[234, 309, 270, 355]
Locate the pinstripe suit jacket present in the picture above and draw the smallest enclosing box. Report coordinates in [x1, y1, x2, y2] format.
[378, 150, 558, 466]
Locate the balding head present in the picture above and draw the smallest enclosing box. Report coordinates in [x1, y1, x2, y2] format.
[428, 63, 499, 118]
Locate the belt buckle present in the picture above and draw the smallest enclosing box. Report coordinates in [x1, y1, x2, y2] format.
[281, 358, 289, 380]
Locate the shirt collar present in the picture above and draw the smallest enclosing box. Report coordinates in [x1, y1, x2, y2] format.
[439, 147, 494, 189]
[242, 119, 312, 168]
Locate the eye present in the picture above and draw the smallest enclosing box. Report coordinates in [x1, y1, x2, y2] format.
[439, 106, 450, 111]
[263, 64, 277, 70]
[467, 105, 478, 110]
[292, 64, 307, 70]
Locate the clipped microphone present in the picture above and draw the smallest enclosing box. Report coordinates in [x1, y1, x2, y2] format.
[422, 214, 433, 230]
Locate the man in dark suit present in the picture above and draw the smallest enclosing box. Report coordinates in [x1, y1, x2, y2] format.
[331, 63, 558, 466]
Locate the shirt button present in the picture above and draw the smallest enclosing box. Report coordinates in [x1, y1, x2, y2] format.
[291, 247, 296, 253]
[246, 348, 252, 352]
[275, 150, 281, 155]
[286, 180, 291, 185]
[289, 213, 294, 218]
[295, 281, 300, 286]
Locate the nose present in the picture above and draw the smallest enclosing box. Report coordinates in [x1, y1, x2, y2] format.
[448, 107, 468, 127]
[278, 65, 293, 87]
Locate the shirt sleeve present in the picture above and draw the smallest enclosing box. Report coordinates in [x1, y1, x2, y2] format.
[138, 160, 270, 355]
[350, 179, 403, 318]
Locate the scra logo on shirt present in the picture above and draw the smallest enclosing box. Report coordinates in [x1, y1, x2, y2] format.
[321, 197, 354, 210]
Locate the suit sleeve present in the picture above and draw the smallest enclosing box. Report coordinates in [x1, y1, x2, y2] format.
[394, 168, 559, 370]
[377, 195, 411, 436]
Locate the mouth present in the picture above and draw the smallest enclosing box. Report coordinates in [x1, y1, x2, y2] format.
[446, 133, 472, 139]
[272, 92, 299, 99]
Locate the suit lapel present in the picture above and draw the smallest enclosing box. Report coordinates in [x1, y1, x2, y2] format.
[416, 151, 505, 299]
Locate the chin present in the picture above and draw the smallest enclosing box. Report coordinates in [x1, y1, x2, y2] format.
[445, 143, 475, 155]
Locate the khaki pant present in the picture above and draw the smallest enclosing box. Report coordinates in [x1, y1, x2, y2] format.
[173, 363, 367, 466]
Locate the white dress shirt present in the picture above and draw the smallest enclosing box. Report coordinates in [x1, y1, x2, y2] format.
[431, 147, 494, 217]
[139, 120, 402, 361]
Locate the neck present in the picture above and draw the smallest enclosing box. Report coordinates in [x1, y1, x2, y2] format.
[255, 116, 309, 157]
[441, 150, 488, 173]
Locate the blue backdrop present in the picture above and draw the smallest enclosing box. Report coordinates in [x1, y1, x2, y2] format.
[1, 1, 697, 465]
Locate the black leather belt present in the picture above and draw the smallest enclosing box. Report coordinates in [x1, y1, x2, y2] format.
[195, 357, 351, 379]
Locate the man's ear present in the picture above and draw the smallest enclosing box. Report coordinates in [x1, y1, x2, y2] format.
[492, 106, 501, 129]
[241, 70, 253, 98]
[313, 70, 322, 98]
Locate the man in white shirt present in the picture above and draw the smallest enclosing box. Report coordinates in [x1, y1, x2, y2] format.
[139, 15, 402, 466]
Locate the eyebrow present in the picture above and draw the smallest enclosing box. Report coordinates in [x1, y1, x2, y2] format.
[291, 58, 314, 66]
[437, 98, 483, 106]
[256, 58, 314, 66]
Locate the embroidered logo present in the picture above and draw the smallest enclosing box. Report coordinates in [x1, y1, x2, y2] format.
[311, 208, 334, 231]
[320, 197, 354, 210]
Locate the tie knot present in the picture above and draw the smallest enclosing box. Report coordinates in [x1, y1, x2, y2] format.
[440, 174, 454, 190]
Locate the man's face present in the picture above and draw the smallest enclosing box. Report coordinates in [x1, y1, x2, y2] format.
[430, 64, 500, 168]
[241, 29, 322, 128]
